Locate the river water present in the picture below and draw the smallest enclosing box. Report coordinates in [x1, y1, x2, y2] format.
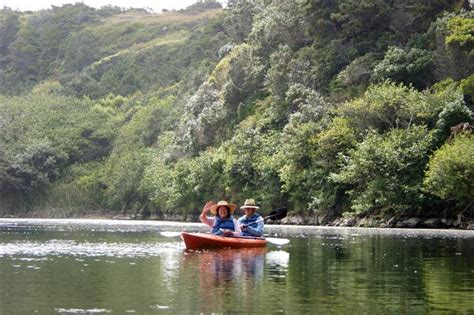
[1, 219, 473, 314]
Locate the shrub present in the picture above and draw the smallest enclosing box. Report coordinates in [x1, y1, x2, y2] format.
[333, 126, 433, 213]
[424, 134, 473, 210]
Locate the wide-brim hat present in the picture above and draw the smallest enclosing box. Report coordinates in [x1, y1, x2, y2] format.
[240, 199, 260, 210]
[210, 200, 237, 215]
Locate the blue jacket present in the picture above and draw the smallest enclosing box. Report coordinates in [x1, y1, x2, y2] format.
[237, 214, 264, 237]
[212, 217, 236, 235]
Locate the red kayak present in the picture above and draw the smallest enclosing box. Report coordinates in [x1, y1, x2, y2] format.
[181, 232, 267, 250]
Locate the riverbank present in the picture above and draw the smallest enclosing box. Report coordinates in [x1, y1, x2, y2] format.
[279, 212, 474, 230]
[2, 209, 474, 230]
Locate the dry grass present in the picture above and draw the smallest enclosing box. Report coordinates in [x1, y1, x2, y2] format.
[103, 8, 223, 27]
[88, 30, 189, 69]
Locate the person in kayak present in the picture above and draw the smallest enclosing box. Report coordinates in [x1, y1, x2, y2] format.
[200, 200, 241, 237]
[238, 199, 264, 237]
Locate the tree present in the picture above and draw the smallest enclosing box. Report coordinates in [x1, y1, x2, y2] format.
[185, 0, 222, 12]
[222, 118, 284, 209]
[4, 141, 66, 194]
[0, 93, 112, 200]
[224, 1, 259, 43]
[177, 81, 227, 154]
[333, 126, 433, 213]
[424, 134, 474, 212]
[338, 81, 428, 135]
[249, 0, 307, 54]
[372, 46, 433, 89]
[212, 43, 264, 112]
[330, 53, 380, 100]
[63, 30, 100, 73]
[431, 11, 474, 81]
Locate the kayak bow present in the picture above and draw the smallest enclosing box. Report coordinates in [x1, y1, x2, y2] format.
[181, 232, 267, 250]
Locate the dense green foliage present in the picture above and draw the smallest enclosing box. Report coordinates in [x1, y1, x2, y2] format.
[424, 134, 474, 210]
[1, 1, 473, 220]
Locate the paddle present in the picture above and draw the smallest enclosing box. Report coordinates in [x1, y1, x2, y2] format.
[266, 237, 290, 245]
[160, 231, 181, 237]
[242, 207, 287, 228]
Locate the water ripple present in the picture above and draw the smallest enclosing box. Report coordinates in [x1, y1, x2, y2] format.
[55, 308, 111, 314]
[0, 239, 183, 258]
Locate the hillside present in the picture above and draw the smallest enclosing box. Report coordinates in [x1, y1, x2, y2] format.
[0, 0, 473, 227]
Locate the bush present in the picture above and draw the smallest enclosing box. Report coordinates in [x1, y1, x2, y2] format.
[333, 126, 433, 213]
[424, 134, 473, 210]
[5, 141, 67, 194]
[372, 46, 433, 89]
[338, 81, 427, 134]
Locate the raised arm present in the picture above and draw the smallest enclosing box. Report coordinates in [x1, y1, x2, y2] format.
[199, 201, 215, 228]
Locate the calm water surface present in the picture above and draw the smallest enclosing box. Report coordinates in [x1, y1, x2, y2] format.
[1, 219, 473, 314]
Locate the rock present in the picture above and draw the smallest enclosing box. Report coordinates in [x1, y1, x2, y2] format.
[356, 217, 368, 227]
[466, 223, 474, 230]
[293, 216, 305, 225]
[423, 218, 441, 228]
[408, 217, 422, 228]
[346, 218, 357, 227]
[441, 218, 455, 227]
[396, 217, 422, 228]
[112, 215, 132, 220]
[338, 217, 352, 226]
[306, 215, 320, 225]
[367, 218, 381, 227]
[387, 216, 398, 227]
[281, 215, 305, 225]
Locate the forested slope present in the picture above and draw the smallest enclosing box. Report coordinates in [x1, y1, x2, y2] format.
[1, 0, 473, 226]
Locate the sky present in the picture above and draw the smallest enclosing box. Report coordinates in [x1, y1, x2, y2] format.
[0, 0, 222, 12]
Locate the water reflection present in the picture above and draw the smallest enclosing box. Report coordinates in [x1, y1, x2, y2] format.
[157, 248, 182, 292]
[1, 219, 473, 314]
[266, 250, 289, 267]
[177, 248, 290, 314]
[266, 250, 289, 282]
[183, 248, 266, 284]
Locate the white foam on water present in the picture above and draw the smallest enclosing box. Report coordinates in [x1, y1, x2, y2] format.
[0, 239, 183, 258]
[55, 308, 111, 314]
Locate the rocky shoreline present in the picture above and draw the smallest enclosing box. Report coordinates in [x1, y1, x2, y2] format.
[127, 212, 474, 230]
[3, 210, 474, 230]
[278, 213, 474, 230]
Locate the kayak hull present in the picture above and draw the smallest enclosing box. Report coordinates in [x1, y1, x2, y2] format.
[181, 232, 267, 250]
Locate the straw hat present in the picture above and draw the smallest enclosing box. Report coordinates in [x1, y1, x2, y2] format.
[240, 199, 260, 210]
[210, 200, 237, 215]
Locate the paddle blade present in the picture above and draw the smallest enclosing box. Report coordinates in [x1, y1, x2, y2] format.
[266, 207, 287, 221]
[160, 231, 181, 237]
[266, 237, 290, 246]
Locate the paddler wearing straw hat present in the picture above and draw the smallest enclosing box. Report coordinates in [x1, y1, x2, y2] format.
[237, 199, 264, 237]
[200, 200, 241, 236]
